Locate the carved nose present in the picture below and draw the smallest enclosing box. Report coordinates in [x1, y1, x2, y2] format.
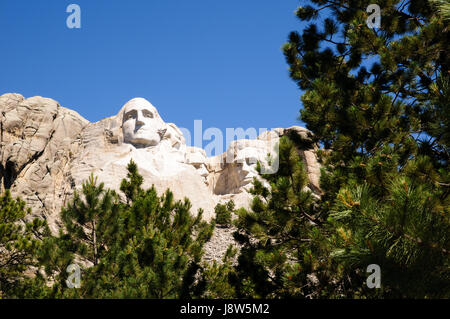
[136, 112, 145, 126]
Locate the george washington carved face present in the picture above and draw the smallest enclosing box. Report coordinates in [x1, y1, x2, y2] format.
[122, 98, 166, 147]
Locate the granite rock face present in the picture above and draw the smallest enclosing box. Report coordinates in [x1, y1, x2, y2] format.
[0, 93, 89, 232]
[0, 93, 321, 233]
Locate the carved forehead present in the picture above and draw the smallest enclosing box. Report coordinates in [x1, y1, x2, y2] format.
[123, 98, 159, 115]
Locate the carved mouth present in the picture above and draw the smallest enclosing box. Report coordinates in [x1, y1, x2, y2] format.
[134, 127, 153, 134]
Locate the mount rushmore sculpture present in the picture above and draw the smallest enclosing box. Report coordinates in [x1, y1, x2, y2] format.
[0, 93, 321, 233]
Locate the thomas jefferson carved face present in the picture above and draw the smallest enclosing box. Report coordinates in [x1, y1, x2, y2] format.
[122, 98, 166, 147]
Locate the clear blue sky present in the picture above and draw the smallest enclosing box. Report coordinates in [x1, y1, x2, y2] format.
[0, 0, 307, 151]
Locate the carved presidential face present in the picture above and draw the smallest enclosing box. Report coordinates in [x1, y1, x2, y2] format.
[122, 98, 165, 147]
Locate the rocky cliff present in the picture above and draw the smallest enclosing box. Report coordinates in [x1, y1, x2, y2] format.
[0, 93, 321, 236]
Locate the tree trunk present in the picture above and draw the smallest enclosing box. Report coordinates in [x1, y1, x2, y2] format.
[92, 219, 97, 265]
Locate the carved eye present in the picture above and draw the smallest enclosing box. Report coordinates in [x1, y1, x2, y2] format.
[124, 111, 137, 121]
[143, 110, 153, 118]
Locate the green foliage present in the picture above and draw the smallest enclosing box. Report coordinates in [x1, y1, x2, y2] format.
[0, 160, 217, 299]
[120, 159, 144, 202]
[430, 0, 450, 20]
[0, 190, 50, 298]
[229, 135, 335, 298]
[278, 0, 450, 298]
[1, 1, 448, 299]
[215, 200, 234, 225]
[45, 160, 215, 298]
[283, 0, 448, 184]
[190, 246, 238, 299]
[61, 174, 120, 267]
[228, 0, 449, 299]
[329, 177, 450, 297]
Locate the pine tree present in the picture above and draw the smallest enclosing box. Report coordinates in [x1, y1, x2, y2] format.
[280, 0, 449, 297]
[430, 0, 450, 20]
[105, 160, 215, 298]
[61, 174, 120, 267]
[0, 190, 50, 298]
[214, 200, 234, 226]
[44, 160, 215, 298]
[283, 0, 449, 198]
[120, 159, 144, 203]
[229, 135, 334, 298]
[229, 0, 449, 299]
[329, 176, 450, 297]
